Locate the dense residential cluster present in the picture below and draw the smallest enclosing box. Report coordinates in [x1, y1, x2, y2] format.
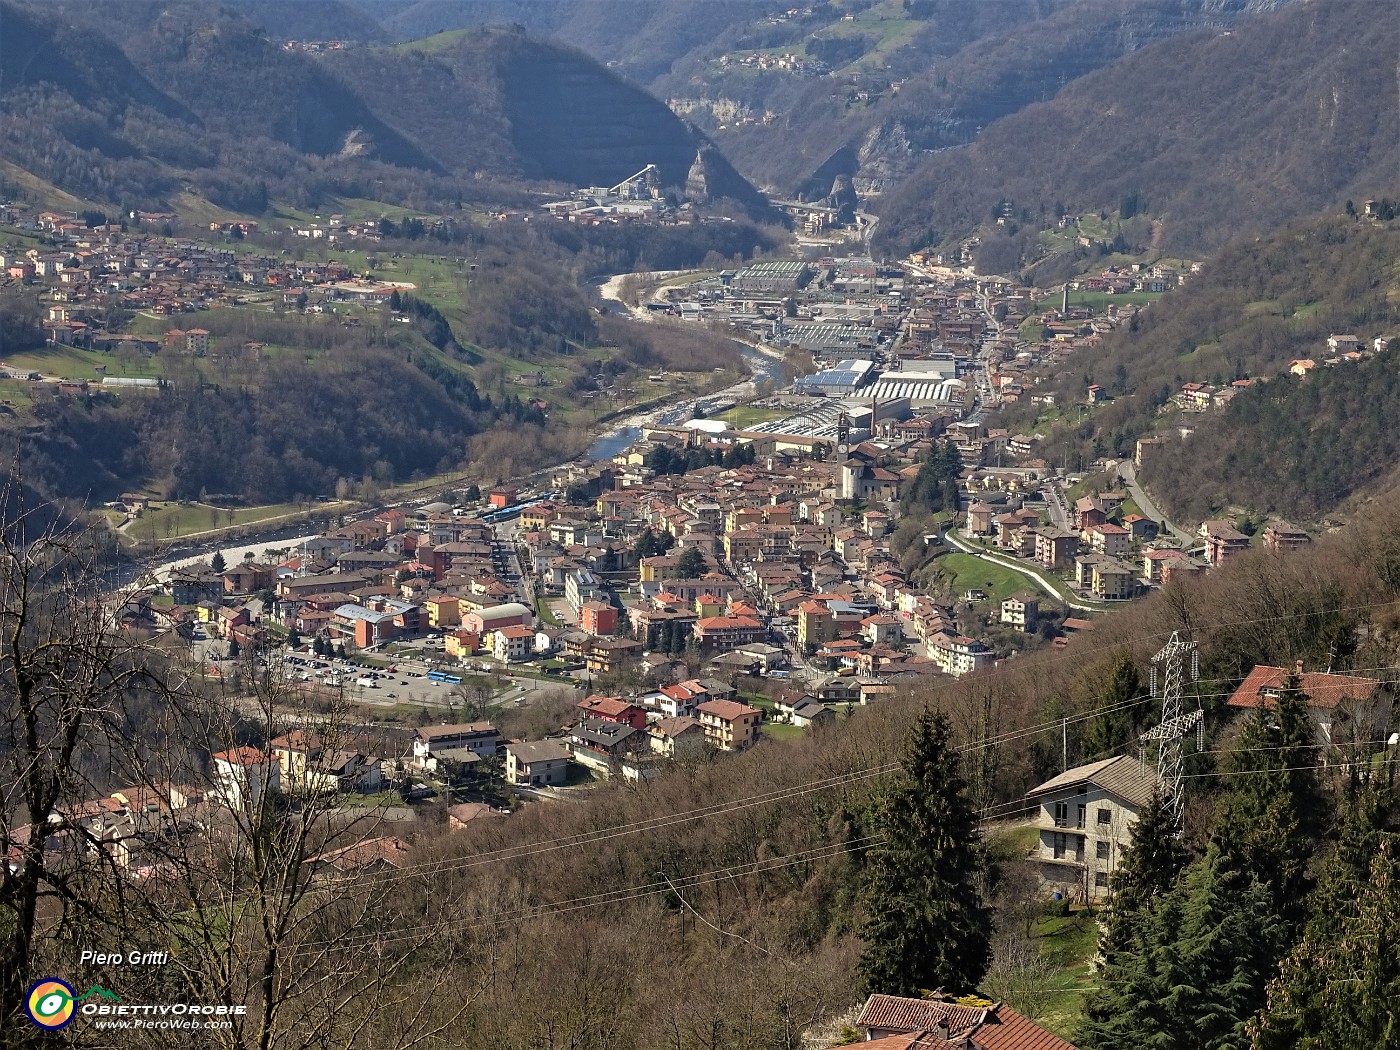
[0, 204, 420, 354]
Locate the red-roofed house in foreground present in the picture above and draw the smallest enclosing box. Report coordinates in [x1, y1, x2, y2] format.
[1225, 661, 1391, 746]
[855, 992, 1078, 1049]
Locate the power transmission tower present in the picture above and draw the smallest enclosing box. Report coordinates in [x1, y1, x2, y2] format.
[1140, 631, 1203, 825]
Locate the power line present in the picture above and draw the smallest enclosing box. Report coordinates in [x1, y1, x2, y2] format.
[307, 836, 882, 952]
[312, 659, 1400, 891]
[333, 690, 1163, 889]
[310, 752, 1400, 953]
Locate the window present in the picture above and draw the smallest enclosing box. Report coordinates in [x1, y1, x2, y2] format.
[1096, 841, 1111, 860]
[1053, 801, 1069, 828]
[1076, 803, 1087, 829]
[1098, 807, 1112, 825]
[1095, 872, 1109, 888]
[1052, 833, 1068, 860]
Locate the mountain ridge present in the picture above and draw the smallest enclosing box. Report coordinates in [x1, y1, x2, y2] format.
[873, 0, 1398, 259]
[0, 1, 769, 218]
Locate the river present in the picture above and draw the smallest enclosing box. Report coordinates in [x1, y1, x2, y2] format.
[583, 344, 785, 461]
[114, 273, 785, 589]
[582, 272, 786, 462]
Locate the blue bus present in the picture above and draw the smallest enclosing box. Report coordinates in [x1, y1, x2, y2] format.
[426, 671, 462, 684]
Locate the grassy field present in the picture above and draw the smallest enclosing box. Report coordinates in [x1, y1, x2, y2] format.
[0, 224, 48, 253]
[712, 404, 789, 429]
[1034, 290, 1164, 315]
[933, 551, 1032, 605]
[127, 501, 312, 542]
[0, 161, 97, 213]
[812, 0, 925, 70]
[1019, 315, 1048, 342]
[0, 377, 40, 420]
[1030, 910, 1101, 1041]
[172, 191, 251, 228]
[762, 722, 805, 743]
[393, 28, 473, 53]
[2, 343, 165, 382]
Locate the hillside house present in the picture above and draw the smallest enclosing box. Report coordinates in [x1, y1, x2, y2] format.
[413, 723, 501, 769]
[696, 699, 761, 751]
[1225, 662, 1391, 747]
[1000, 593, 1039, 632]
[504, 740, 572, 787]
[211, 747, 280, 810]
[855, 992, 1078, 1049]
[1201, 520, 1250, 566]
[1026, 754, 1159, 902]
[647, 716, 707, 758]
[1263, 520, 1311, 554]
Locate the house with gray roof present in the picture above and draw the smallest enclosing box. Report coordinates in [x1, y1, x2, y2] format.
[504, 740, 572, 788]
[1025, 754, 1159, 903]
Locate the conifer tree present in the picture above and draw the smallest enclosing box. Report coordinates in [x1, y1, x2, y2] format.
[211, 550, 226, 574]
[1098, 790, 1188, 961]
[858, 709, 992, 996]
[1250, 787, 1397, 1050]
[1081, 845, 1288, 1050]
[676, 545, 705, 578]
[1213, 675, 1323, 915]
[1081, 652, 1142, 761]
[902, 441, 962, 516]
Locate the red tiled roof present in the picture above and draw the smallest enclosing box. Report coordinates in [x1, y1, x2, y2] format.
[856, 995, 987, 1038]
[578, 696, 638, 718]
[213, 746, 270, 767]
[856, 995, 1078, 1050]
[973, 1003, 1079, 1050]
[1226, 665, 1380, 711]
[697, 699, 759, 721]
[312, 835, 412, 872]
[858, 1033, 959, 1050]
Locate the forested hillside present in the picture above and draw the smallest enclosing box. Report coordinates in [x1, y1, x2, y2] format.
[686, 0, 1289, 198]
[1144, 347, 1400, 524]
[335, 28, 769, 211]
[0, 0, 769, 216]
[997, 207, 1400, 517]
[874, 0, 1398, 258]
[319, 0, 1302, 202]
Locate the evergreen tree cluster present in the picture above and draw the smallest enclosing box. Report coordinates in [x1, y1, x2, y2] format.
[632, 528, 675, 559]
[1080, 679, 1399, 1050]
[902, 440, 962, 517]
[643, 443, 755, 477]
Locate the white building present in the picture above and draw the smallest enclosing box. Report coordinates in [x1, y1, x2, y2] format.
[565, 568, 598, 614]
[928, 632, 994, 678]
[504, 740, 572, 787]
[493, 624, 534, 663]
[1025, 754, 1159, 902]
[211, 747, 280, 810]
[412, 723, 501, 769]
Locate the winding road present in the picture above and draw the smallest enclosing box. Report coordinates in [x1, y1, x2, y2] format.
[942, 528, 1104, 613]
[1116, 461, 1196, 547]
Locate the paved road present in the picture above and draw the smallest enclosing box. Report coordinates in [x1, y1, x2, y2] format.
[942, 528, 1104, 613]
[1043, 483, 1071, 531]
[1116, 462, 1196, 547]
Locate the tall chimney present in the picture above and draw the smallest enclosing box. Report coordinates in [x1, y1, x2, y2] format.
[1295, 659, 1304, 675]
